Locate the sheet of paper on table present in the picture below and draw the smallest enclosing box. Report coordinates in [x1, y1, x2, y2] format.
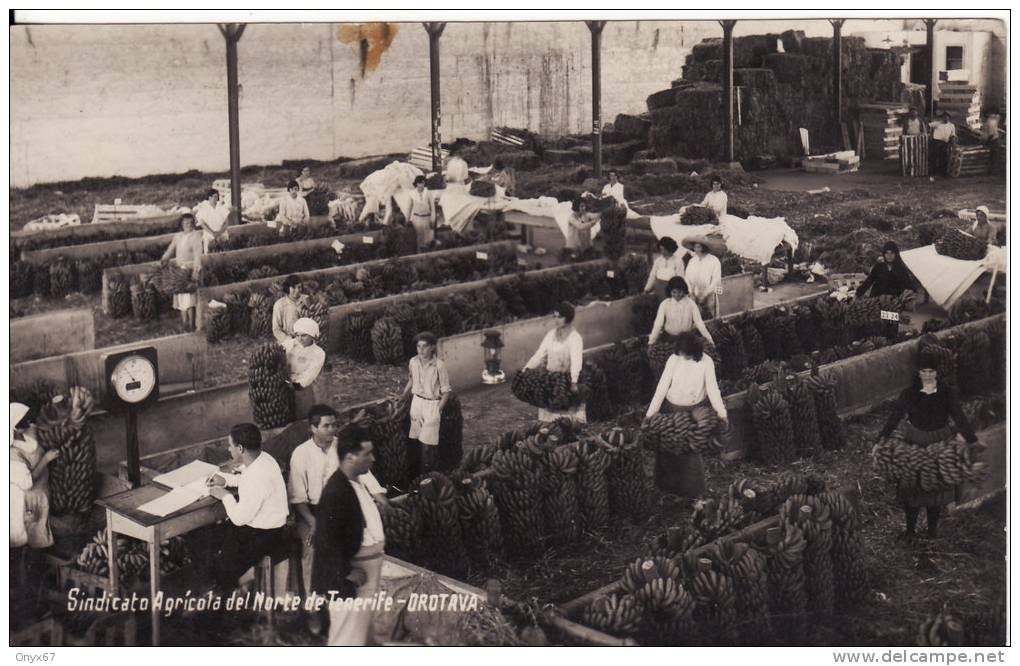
[152, 460, 220, 489]
[138, 478, 211, 517]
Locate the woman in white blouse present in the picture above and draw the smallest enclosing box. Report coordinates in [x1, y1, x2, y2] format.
[699, 175, 728, 218]
[648, 277, 714, 347]
[643, 237, 685, 300]
[682, 236, 723, 319]
[523, 301, 586, 423]
[601, 170, 627, 207]
[10, 402, 55, 551]
[645, 332, 728, 497]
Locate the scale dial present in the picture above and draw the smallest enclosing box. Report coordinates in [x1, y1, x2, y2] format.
[109, 354, 158, 404]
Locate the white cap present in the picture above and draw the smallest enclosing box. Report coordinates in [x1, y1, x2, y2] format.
[976, 205, 990, 217]
[10, 402, 29, 441]
[293, 318, 319, 338]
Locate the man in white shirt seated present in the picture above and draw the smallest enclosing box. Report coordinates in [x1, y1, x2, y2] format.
[289, 404, 388, 605]
[194, 188, 230, 253]
[929, 111, 957, 175]
[207, 423, 290, 595]
[285, 318, 327, 419]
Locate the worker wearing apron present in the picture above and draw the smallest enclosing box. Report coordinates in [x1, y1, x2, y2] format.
[160, 213, 204, 330]
[408, 175, 436, 252]
[524, 302, 587, 423]
[643, 237, 685, 301]
[402, 332, 451, 477]
[645, 332, 728, 498]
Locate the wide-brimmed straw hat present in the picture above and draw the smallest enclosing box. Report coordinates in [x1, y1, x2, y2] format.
[681, 233, 727, 256]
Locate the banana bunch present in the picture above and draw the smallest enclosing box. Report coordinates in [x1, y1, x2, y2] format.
[581, 593, 643, 637]
[596, 341, 651, 407]
[955, 330, 992, 397]
[49, 257, 75, 298]
[341, 310, 376, 362]
[511, 368, 551, 408]
[935, 229, 987, 261]
[727, 478, 776, 524]
[205, 305, 232, 343]
[709, 320, 749, 381]
[456, 477, 503, 566]
[691, 496, 746, 542]
[379, 500, 423, 562]
[749, 385, 796, 465]
[414, 302, 446, 339]
[756, 310, 787, 361]
[647, 338, 675, 380]
[130, 282, 157, 321]
[651, 523, 705, 560]
[539, 444, 581, 543]
[782, 374, 821, 456]
[383, 302, 420, 357]
[11, 260, 34, 298]
[705, 540, 771, 643]
[689, 558, 739, 644]
[489, 449, 545, 556]
[606, 432, 651, 521]
[223, 291, 250, 335]
[628, 558, 695, 627]
[33, 261, 53, 298]
[803, 372, 846, 450]
[647, 404, 722, 452]
[247, 292, 273, 339]
[247, 342, 293, 429]
[793, 304, 821, 353]
[573, 438, 611, 530]
[459, 443, 498, 475]
[579, 363, 612, 422]
[819, 492, 868, 607]
[363, 396, 410, 488]
[246, 265, 280, 281]
[76, 530, 191, 580]
[782, 494, 834, 618]
[773, 470, 826, 501]
[917, 612, 966, 647]
[814, 296, 848, 348]
[414, 473, 469, 578]
[108, 278, 132, 318]
[149, 263, 194, 295]
[370, 316, 405, 365]
[735, 315, 767, 367]
[755, 522, 807, 642]
[845, 296, 881, 337]
[34, 387, 97, 515]
[872, 436, 986, 491]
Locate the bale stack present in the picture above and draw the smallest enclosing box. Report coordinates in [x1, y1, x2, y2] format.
[858, 103, 907, 161]
[937, 82, 982, 131]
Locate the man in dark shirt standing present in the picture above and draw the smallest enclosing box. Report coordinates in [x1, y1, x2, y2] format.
[311, 426, 386, 646]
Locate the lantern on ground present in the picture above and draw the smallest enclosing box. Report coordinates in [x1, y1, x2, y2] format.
[481, 330, 506, 384]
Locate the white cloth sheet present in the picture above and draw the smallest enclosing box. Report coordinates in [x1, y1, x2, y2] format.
[901, 245, 1007, 309]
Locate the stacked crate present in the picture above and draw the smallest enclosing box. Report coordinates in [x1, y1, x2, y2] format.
[948, 144, 992, 178]
[899, 134, 930, 177]
[858, 104, 907, 161]
[937, 82, 982, 131]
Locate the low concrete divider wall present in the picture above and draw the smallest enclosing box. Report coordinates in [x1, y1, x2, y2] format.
[10, 309, 96, 363]
[13, 213, 185, 255]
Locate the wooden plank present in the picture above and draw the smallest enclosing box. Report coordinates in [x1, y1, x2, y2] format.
[841, 123, 851, 151]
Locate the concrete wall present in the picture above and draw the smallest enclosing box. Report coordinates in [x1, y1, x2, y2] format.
[14, 18, 991, 188]
[10, 309, 95, 363]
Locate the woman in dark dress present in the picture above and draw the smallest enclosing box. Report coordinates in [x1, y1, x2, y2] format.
[857, 241, 917, 338]
[877, 352, 978, 539]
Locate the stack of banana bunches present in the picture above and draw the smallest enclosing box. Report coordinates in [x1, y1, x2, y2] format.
[580, 472, 869, 645]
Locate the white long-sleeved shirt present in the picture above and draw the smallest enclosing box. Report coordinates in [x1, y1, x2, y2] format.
[272, 296, 300, 344]
[283, 338, 326, 388]
[220, 452, 289, 529]
[931, 121, 957, 143]
[288, 438, 384, 506]
[351, 478, 386, 547]
[644, 253, 685, 291]
[602, 182, 626, 206]
[525, 329, 584, 383]
[700, 190, 728, 218]
[685, 253, 722, 301]
[649, 297, 713, 345]
[194, 201, 229, 236]
[646, 354, 727, 420]
[277, 195, 310, 227]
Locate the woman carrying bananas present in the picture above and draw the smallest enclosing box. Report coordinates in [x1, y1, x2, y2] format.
[645, 332, 728, 497]
[876, 352, 977, 540]
[681, 235, 724, 319]
[648, 276, 715, 349]
[160, 212, 204, 330]
[524, 302, 587, 423]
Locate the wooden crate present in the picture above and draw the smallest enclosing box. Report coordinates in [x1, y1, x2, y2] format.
[948, 145, 991, 178]
[900, 135, 930, 177]
[829, 272, 867, 292]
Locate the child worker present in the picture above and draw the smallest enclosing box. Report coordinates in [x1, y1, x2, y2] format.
[400, 332, 452, 477]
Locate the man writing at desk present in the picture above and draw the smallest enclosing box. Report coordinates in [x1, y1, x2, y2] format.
[206, 423, 290, 596]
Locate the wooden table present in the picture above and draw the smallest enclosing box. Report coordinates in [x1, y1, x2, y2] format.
[97, 477, 234, 646]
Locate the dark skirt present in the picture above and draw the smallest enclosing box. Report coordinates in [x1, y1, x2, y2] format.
[653, 400, 708, 498]
[896, 423, 957, 508]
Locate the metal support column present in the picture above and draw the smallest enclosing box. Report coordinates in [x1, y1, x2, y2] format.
[830, 19, 845, 146]
[720, 20, 737, 163]
[424, 22, 447, 173]
[219, 23, 246, 224]
[924, 19, 938, 118]
[586, 21, 607, 178]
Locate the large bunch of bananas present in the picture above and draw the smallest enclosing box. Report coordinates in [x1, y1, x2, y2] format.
[605, 428, 651, 521]
[413, 472, 470, 578]
[781, 494, 834, 618]
[247, 342, 294, 429]
[708, 320, 748, 381]
[223, 291, 250, 336]
[246, 292, 272, 338]
[11, 260, 34, 298]
[651, 523, 705, 560]
[246, 265, 279, 281]
[340, 310, 376, 362]
[916, 612, 966, 647]
[755, 521, 807, 642]
[686, 555, 739, 644]
[108, 278, 132, 318]
[690, 496, 746, 543]
[459, 443, 499, 476]
[872, 435, 986, 491]
[955, 330, 992, 397]
[383, 302, 420, 358]
[934, 229, 987, 261]
[511, 368, 591, 411]
[489, 449, 545, 556]
[371, 316, 405, 365]
[205, 305, 232, 343]
[819, 492, 868, 608]
[733, 315, 767, 367]
[641, 409, 722, 456]
[705, 540, 771, 643]
[781, 374, 821, 456]
[793, 303, 821, 353]
[647, 338, 675, 380]
[149, 264, 194, 296]
[437, 393, 464, 472]
[298, 293, 330, 343]
[48, 257, 75, 298]
[803, 371, 846, 450]
[455, 477, 503, 567]
[748, 385, 796, 464]
[75, 260, 102, 294]
[579, 363, 612, 422]
[845, 296, 881, 338]
[362, 395, 411, 489]
[130, 282, 158, 321]
[573, 437, 611, 530]
[36, 388, 96, 515]
[754, 310, 787, 361]
[814, 296, 848, 348]
[622, 556, 696, 642]
[76, 529, 191, 579]
[581, 593, 643, 637]
[380, 499, 423, 562]
[596, 340, 652, 407]
[598, 204, 628, 260]
[726, 478, 775, 525]
[413, 302, 446, 339]
[538, 443, 581, 544]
